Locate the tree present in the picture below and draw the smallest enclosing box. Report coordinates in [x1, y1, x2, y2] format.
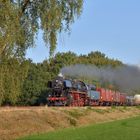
[88, 51, 106, 58]
[0, 0, 83, 58]
[20, 60, 52, 105]
[0, 0, 83, 106]
[0, 59, 29, 105]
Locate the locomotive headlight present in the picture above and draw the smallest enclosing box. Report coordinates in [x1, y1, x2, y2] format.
[101, 96, 103, 99]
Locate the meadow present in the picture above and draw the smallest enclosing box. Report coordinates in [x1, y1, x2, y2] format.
[19, 116, 140, 140]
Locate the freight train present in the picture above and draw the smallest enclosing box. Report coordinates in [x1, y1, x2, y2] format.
[47, 76, 136, 106]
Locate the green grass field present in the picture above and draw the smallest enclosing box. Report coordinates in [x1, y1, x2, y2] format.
[19, 116, 140, 140]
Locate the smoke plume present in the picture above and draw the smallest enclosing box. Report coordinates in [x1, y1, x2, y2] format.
[61, 64, 140, 94]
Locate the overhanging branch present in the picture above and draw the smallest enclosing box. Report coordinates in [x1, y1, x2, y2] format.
[21, 0, 30, 13]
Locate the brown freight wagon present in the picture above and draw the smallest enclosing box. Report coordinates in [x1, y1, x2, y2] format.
[105, 89, 114, 105]
[97, 88, 106, 105]
[113, 91, 121, 105]
[120, 94, 126, 105]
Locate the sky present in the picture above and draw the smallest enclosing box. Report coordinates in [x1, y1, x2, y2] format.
[26, 0, 140, 65]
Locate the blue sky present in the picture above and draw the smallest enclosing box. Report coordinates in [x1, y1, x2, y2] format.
[26, 0, 140, 65]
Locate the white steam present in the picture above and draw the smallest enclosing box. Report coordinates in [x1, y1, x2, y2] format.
[61, 64, 140, 94]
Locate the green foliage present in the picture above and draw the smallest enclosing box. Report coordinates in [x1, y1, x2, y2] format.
[0, 0, 83, 58]
[0, 0, 26, 58]
[77, 51, 122, 67]
[0, 59, 29, 105]
[19, 60, 51, 105]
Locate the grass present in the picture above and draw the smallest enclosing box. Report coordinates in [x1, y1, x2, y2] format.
[64, 109, 85, 119]
[18, 116, 140, 140]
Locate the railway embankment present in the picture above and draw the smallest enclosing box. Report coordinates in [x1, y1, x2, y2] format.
[0, 106, 140, 140]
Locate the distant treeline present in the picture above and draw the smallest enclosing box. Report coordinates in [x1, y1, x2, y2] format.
[0, 51, 123, 106]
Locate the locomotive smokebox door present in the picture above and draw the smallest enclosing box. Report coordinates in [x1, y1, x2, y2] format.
[47, 81, 53, 88]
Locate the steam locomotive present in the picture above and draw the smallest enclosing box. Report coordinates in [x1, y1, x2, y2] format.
[47, 76, 134, 106]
